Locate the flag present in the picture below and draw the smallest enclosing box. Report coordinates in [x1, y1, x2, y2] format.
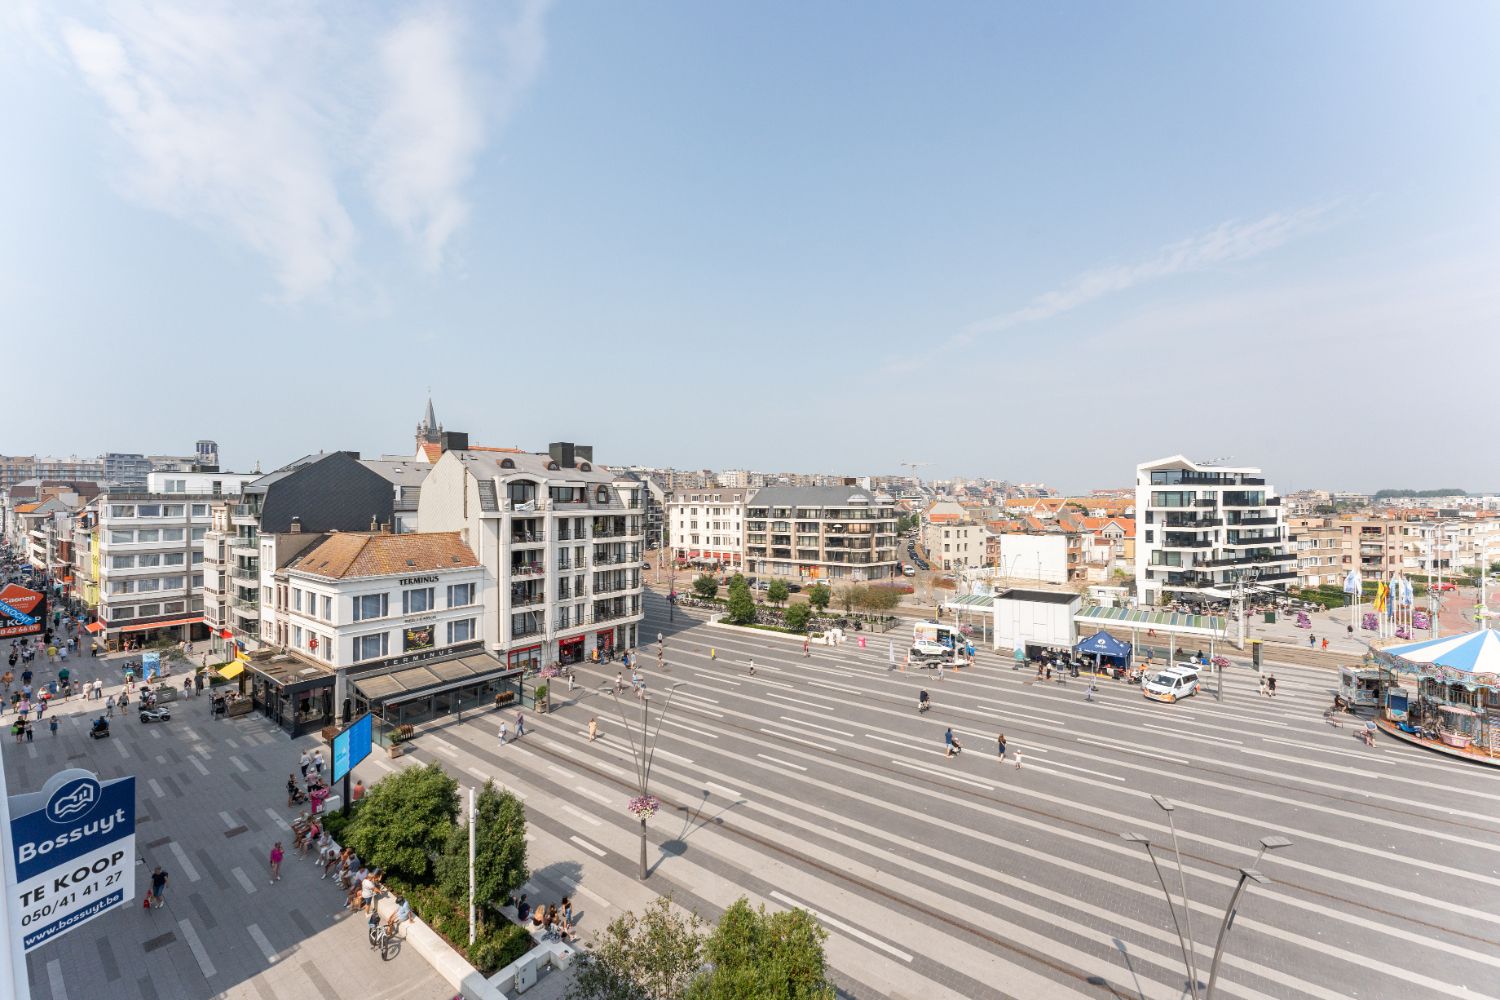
[1342, 570, 1360, 596]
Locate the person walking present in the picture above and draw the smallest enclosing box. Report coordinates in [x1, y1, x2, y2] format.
[1258, 673, 1268, 697]
[709, 647, 716, 661]
[498, 721, 508, 746]
[1268, 673, 1278, 697]
[49, 717, 57, 738]
[149, 866, 169, 908]
[588, 717, 598, 742]
[748, 657, 756, 676]
[92, 678, 102, 701]
[614, 672, 624, 695]
[1321, 637, 1329, 651]
[312, 749, 325, 780]
[944, 727, 962, 757]
[567, 671, 575, 693]
[298, 751, 311, 779]
[802, 639, 810, 658]
[1308, 633, 1316, 648]
[997, 733, 1007, 763]
[515, 711, 525, 739]
[269, 842, 284, 883]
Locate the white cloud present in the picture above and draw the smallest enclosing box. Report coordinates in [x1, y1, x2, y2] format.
[957, 205, 1334, 344]
[44, 1, 553, 298]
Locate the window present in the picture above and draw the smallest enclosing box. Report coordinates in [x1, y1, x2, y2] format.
[110, 505, 135, 518]
[596, 487, 609, 503]
[136, 553, 161, 568]
[162, 576, 186, 591]
[353, 593, 388, 621]
[402, 588, 434, 614]
[110, 530, 133, 544]
[163, 552, 185, 566]
[163, 479, 186, 493]
[291, 589, 302, 612]
[292, 625, 302, 647]
[354, 632, 389, 662]
[191, 574, 203, 588]
[137, 578, 161, 592]
[447, 618, 475, 644]
[164, 601, 186, 614]
[136, 529, 159, 543]
[192, 504, 209, 517]
[135, 603, 160, 617]
[191, 527, 206, 541]
[447, 583, 474, 607]
[111, 555, 134, 569]
[320, 596, 332, 621]
[161, 528, 185, 542]
[110, 580, 132, 595]
[191, 552, 204, 565]
[162, 504, 185, 517]
[136, 504, 162, 518]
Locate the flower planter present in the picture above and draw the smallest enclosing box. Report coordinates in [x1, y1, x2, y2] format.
[388, 743, 407, 758]
[321, 726, 340, 743]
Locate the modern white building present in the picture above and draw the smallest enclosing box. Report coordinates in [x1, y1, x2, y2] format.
[95, 469, 257, 644]
[667, 489, 748, 567]
[996, 532, 1081, 586]
[1134, 455, 1295, 607]
[416, 441, 645, 669]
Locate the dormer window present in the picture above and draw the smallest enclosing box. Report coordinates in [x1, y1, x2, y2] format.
[596, 487, 609, 503]
[500, 458, 515, 469]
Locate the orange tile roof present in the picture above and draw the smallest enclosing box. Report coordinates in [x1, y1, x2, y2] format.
[291, 531, 478, 580]
[13, 502, 41, 513]
[419, 442, 443, 462]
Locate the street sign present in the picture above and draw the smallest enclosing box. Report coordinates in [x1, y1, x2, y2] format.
[332, 713, 372, 784]
[141, 652, 161, 681]
[6, 769, 136, 953]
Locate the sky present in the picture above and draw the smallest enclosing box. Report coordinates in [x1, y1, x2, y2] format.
[3, 1, 1498, 493]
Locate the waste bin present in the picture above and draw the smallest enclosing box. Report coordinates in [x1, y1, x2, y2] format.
[1264, 611, 1277, 624]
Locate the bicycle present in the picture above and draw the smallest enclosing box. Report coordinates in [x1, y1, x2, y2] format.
[368, 921, 400, 960]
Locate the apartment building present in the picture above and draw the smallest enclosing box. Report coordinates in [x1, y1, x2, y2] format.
[1288, 516, 1346, 588]
[667, 489, 748, 567]
[925, 521, 987, 571]
[416, 441, 645, 668]
[0, 456, 105, 491]
[997, 531, 1086, 585]
[1134, 455, 1296, 606]
[94, 470, 257, 645]
[744, 485, 899, 582]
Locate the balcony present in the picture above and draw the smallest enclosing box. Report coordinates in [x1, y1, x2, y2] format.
[1225, 535, 1281, 547]
[510, 532, 546, 547]
[510, 592, 545, 607]
[1160, 537, 1212, 549]
[230, 536, 258, 554]
[1256, 571, 1296, 583]
[1162, 516, 1222, 529]
[511, 622, 545, 640]
[231, 599, 261, 619]
[510, 562, 545, 579]
[1232, 517, 1278, 526]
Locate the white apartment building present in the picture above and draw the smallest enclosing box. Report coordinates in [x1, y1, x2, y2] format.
[667, 489, 748, 567]
[274, 531, 483, 669]
[95, 469, 256, 644]
[1134, 455, 1296, 607]
[925, 521, 987, 571]
[717, 470, 749, 488]
[997, 532, 1083, 585]
[416, 442, 645, 669]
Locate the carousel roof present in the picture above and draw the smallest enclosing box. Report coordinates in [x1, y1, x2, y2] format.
[1379, 628, 1500, 682]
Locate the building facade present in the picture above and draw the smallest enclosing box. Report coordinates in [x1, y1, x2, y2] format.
[416, 442, 645, 669]
[1134, 455, 1296, 606]
[667, 489, 748, 567]
[925, 521, 987, 572]
[744, 485, 899, 582]
[997, 532, 1085, 585]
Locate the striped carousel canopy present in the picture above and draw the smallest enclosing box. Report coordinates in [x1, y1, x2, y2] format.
[1378, 628, 1500, 686]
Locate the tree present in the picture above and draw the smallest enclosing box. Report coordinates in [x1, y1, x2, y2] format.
[692, 574, 719, 600]
[568, 896, 704, 1000]
[805, 584, 831, 613]
[766, 580, 789, 607]
[436, 781, 528, 932]
[896, 513, 919, 534]
[784, 602, 813, 632]
[837, 585, 866, 615]
[859, 585, 902, 614]
[726, 583, 757, 625]
[342, 762, 458, 881]
[687, 898, 834, 1000]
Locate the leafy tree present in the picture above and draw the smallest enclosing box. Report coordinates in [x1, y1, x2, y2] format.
[805, 584, 831, 612]
[896, 513, 919, 534]
[436, 781, 528, 932]
[837, 585, 866, 615]
[931, 576, 958, 592]
[568, 896, 705, 1000]
[766, 580, 789, 606]
[692, 574, 719, 600]
[342, 762, 458, 881]
[726, 584, 757, 625]
[784, 602, 813, 632]
[687, 898, 834, 1000]
[859, 585, 902, 613]
[728, 573, 747, 591]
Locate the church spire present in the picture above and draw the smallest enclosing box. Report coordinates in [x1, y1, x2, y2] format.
[416, 393, 442, 446]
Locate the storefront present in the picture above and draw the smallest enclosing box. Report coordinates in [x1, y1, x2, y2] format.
[352, 650, 523, 739]
[559, 634, 586, 665]
[507, 643, 543, 672]
[108, 614, 207, 651]
[595, 629, 615, 656]
[241, 652, 336, 738]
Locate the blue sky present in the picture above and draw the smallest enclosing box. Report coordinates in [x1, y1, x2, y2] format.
[3, 2, 1497, 492]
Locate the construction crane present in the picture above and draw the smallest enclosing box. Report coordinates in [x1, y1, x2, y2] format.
[900, 461, 931, 483]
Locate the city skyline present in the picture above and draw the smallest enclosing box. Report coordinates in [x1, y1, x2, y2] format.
[4, 3, 1497, 489]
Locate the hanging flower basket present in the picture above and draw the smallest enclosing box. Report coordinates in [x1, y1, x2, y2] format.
[538, 664, 560, 680]
[626, 795, 660, 820]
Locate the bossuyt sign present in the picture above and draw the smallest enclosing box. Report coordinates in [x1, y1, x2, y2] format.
[0, 583, 45, 639]
[6, 770, 135, 952]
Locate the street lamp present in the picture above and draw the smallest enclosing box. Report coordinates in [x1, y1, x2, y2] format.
[612, 680, 684, 880]
[1251, 834, 1293, 870]
[1204, 869, 1267, 998]
[1151, 796, 1199, 997]
[1120, 832, 1198, 1000]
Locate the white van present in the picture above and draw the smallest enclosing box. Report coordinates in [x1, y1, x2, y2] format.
[1142, 667, 1201, 704]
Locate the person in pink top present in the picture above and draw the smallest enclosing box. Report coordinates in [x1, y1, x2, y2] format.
[269, 842, 284, 884]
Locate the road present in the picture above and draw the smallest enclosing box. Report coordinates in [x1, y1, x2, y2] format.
[404, 590, 1500, 1000]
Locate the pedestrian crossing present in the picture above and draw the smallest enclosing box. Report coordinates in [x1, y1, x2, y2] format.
[388, 600, 1500, 1000]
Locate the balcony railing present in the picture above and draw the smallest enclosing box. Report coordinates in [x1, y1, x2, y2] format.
[510, 533, 546, 546]
[1232, 517, 1278, 526]
[511, 593, 545, 607]
[1160, 538, 1212, 549]
[510, 562, 545, 578]
[1162, 516, 1222, 529]
[511, 623, 546, 640]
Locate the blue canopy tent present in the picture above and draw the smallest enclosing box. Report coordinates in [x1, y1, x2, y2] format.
[1074, 630, 1132, 675]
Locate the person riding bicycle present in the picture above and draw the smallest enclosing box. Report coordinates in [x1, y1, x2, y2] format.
[918, 690, 930, 712]
[944, 727, 962, 757]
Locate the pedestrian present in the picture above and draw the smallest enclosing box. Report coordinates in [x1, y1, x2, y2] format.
[312, 749, 325, 779]
[299, 750, 311, 779]
[710, 647, 716, 660]
[92, 678, 102, 701]
[614, 672, 624, 695]
[748, 658, 756, 676]
[567, 671, 575, 693]
[944, 727, 962, 757]
[802, 639, 810, 658]
[516, 711, 525, 738]
[49, 717, 57, 738]
[1085, 679, 1096, 702]
[588, 717, 598, 742]
[1321, 637, 1329, 651]
[352, 779, 365, 802]
[1309, 634, 1316, 648]
[498, 721, 508, 746]
[149, 866, 169, 908]
[106, 694, 114, 718]
[997, 733, 1006, 761]
[1258, 674, 1268, 697]
[1014, 748, 1023, 769]
[269, 842, 284, 883]
[1268, 674, 1278, 697]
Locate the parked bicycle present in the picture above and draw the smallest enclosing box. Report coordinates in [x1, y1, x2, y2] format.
[368, 921, 400, 960]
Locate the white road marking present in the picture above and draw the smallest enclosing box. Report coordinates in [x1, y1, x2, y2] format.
[674, 690, 719, 705]
[224, 737, 239, 748]
[247, 923, 278, 962]
[769, 890, 912, 963]
[549, 764, 572, 777]
[569, 835, 607, 858]
[562, 803, 602, 826]
[575, 785, 612, 806]
[756, 753, 807, 772]
[863, 732, 931, 753]
[150, 729, 162, 740]
[230, 755, 250, 772]
[167, 840, 201, 882]
[652, 747, 694, 765]
[1140, 723, 1243, 746]
[655, 716, 720, 740]
[232, 866, 257, 894]
[46, 960, 67, 1000]
[115, 740, 129, 758]
[178, 918, 217, 977]
[888, 758, 996, 791]
[148, 779, 166, 799]
[560, 875, 611, 908]
[758, 727, 831, 754]
[1028, 758, 1126, 783]
[678, 702, 724, 718]
[264, 808, 292, 832]
[780, 717, 852, 737]
[190, 756, 210, 776]
[467, 766, 491, 781]
[706, 780, 742, 798]
[371, 756, 395, 773]
[1076, 735, 1190, 764]
[218, 810, 237, 829]
[762, 692, 837, 712]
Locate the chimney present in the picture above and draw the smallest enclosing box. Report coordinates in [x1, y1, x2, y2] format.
[548, 442, 575, 468]
[574, 445, 593, 463]
[380, 521, 392, 534]
[370, 515, 378, 531]
[439, 431, 469, 453]
[290, 516, 302, 534]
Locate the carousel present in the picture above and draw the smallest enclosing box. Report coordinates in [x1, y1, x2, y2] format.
[1372, 627, 1500, 764]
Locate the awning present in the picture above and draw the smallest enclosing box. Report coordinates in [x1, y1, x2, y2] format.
[354, 651, 522, 706]
[1073, 605, 1226, 640]
[116, 616, 204, 634]
[1074, 630, 1132, 659]
[217, 662, 245, 680]
[219, 629, 233, 640]
[84, 622, 104, 634]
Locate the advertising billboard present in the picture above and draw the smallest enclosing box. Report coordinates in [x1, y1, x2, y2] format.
[6, 769, 136, 953]
[0, 584, 45, 640]
[403, 625, 434, 651]
[331, 713, 372, 784]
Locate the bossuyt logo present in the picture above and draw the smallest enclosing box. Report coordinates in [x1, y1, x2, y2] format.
[46, 777, 101, 824]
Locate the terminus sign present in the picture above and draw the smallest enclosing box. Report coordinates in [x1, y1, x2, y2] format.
[5, 770, 136, 953]
[399, 575, 440, 586]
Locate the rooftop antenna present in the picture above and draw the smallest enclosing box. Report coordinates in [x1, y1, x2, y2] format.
[1196, 456, 1233, 466]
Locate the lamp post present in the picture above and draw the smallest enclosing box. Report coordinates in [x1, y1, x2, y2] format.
[1123, 821, 1292, 1000]
[1151, 796, 1199, 997]
[613, 681, 684, 880]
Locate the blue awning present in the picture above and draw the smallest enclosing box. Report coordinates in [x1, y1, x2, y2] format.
[1074, 630, 1131, 659]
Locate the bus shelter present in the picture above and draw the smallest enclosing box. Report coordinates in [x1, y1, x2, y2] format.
[1072, 604, 1226, 668]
